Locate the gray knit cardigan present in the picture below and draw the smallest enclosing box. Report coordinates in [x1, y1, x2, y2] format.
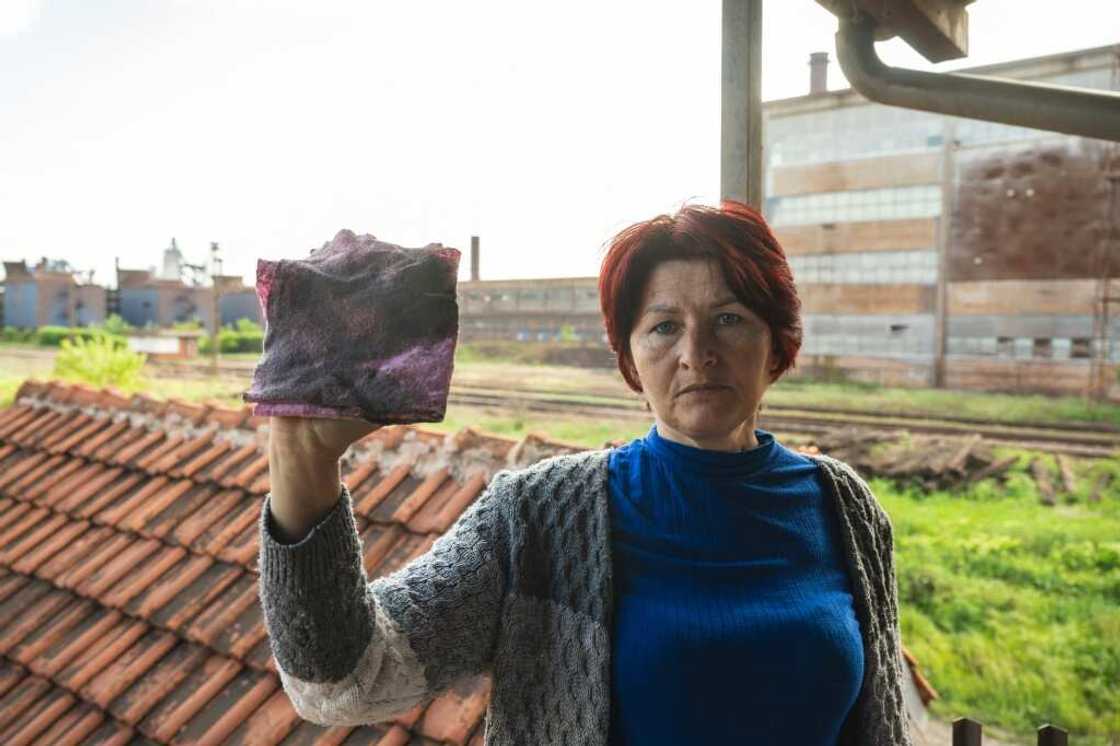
[257, 447, 916, 745]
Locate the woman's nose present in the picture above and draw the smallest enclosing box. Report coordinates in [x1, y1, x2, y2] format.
[679, 326, 718, 369]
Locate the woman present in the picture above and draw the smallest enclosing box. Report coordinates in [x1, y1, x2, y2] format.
[258, 200, 914, 745]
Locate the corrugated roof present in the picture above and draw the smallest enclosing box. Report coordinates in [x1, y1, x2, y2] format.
[0, 378, 934, 745]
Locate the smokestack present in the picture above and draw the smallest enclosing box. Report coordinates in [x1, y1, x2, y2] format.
[809, 51, 829, 95]
[470, 235, 480, 282]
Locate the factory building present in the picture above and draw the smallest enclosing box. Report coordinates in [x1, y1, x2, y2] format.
[459, 44, 1120, 395]
[1, 259, 106, 329]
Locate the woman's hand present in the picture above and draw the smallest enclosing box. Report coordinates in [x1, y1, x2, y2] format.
[267, 415, 383, 543]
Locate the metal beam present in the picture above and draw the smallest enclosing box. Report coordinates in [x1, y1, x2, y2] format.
[836, 15, 1120, 143]
[818, 0, 973, 62]
[720, 0, 763, 207]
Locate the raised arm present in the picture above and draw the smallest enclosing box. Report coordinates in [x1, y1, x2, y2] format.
[258, 416, 513, 726]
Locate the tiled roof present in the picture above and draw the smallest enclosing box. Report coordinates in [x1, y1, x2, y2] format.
[0, 378, 935, 745]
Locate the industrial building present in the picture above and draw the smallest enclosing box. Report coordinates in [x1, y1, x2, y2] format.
[459, 44, 1120, 395]
[0, 240, 261, 334]
[1, 259, 106, 329]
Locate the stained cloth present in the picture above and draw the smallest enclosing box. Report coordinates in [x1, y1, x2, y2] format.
[243, 229, 461, 424]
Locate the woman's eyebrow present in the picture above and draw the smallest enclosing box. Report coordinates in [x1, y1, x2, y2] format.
[641, 298, 740, 317]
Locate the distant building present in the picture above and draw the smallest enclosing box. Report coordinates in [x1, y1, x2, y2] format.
[1, 258, 106, 329]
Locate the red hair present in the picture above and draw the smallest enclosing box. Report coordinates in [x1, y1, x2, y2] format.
[598, 199, 802, 393]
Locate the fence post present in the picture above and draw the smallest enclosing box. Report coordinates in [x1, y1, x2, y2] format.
[953, 718, 983, 746]
[1037, 724, 1068, 746]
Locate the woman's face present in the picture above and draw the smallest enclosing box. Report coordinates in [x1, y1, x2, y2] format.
[627, 258, 775, 452]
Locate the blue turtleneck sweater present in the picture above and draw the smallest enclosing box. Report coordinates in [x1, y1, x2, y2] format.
[607, 424, 864, 745]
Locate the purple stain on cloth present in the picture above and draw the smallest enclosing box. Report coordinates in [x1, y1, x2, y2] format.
[243, 229, 461, 424]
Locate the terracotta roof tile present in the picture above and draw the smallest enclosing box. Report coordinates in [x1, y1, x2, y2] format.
[353, 461, 414, 517]
[78, 715, 136, 744]
[0, 582, 64, 652]
[168, 439, 231, 479]
[107, 641, 210, 726]
[55, 532, 134, 591]
[137, 653, 241, 742]
[79, 627, 179, 709]
[131, 483, 216, 540]
[30, 697, 106, 745]
[47, 465, 126, 512]
[0, 450, 59, 497]
[122, 554, 216, 620]
[110, 429, 168, 468]
[21, 457, 88, 502]
[74, 537, 162, 598]
[202, 442, 259, 484]
[192, 499, 260, 556]
[170, 488, 243, 547]
[0, 505, 48, 551]
[31, 459, 99, 504]
[99, 546, 188, 610]
[55, 616, 149, 691]
[0, 512, 68, 565]
[0, 673, 54, 741]
[406, 474, 471, 535]
[70, 471, 147, 520]
[35, 525, 116, 583]
[173, 667, 278, 746]
[47, 414, 113, 455]
[132, 434, 186, 472]
[5, 598, 96, 667]
[226, 452, 268, 489]
[215, 519, 260, 568]
[73, 418, 129, 458]
[28, 606, 124, 679]
[223, 688, 308, 744]
[0, 404, 35, 437]
[183, 573, 257, 648]
[10, 520, 89, 575]
[91, 424, 149, 462]
[37, 411, 95, 451]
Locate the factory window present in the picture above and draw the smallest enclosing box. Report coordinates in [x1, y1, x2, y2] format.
[1071, 337, 1092, 359]
[996, 336, 1015, 356]
[766, 185, 941, 227]
[788, 250, 937, 284]
[765, 105, 942, 166]
[1032, 338, 1053, 359]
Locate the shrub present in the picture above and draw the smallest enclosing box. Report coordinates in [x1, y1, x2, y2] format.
[52, 334, 146, 389]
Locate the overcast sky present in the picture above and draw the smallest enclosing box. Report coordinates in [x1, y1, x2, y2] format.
[1, 0, 1117, 288]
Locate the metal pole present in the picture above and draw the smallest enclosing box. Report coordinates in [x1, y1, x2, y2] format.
[933, 119, 957, 388]
[721, 0, 764, 207]
[836, 17, 1120, 143]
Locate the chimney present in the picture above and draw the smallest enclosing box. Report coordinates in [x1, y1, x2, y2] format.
[809, 51, 829, 95]
[470, 235, 480, 282]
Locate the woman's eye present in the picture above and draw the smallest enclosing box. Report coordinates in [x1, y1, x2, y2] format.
[718, 313, 743, 325]
[652, 320, 676, 334]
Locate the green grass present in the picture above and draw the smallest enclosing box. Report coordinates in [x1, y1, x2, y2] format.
[423, 404, 651, 447]
[880, 456, 1120, 744]
[767, 379, 1120, 428]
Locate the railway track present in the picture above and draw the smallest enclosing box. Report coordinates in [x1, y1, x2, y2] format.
[144, 359, 1120, 458]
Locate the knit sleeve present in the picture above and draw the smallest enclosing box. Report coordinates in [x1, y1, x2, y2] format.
[257, 470, 513, 727]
